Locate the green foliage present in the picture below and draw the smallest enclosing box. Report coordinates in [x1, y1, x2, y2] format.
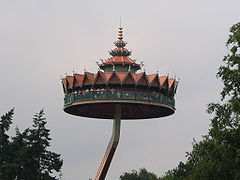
[218, 22, 240, 103]
[0, 109, 63, 180]
[0, 109, 15, 179]
[159, 22, 240, 180]
[159, 170, 174, 180]
[120, 168, 160, 180]
[120, 22, 240, 180]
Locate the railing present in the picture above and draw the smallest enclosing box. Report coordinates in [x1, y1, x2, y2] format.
[64, 89, 175, 107]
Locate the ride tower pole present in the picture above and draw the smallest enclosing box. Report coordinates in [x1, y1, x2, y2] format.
[94, 104, 122, 180]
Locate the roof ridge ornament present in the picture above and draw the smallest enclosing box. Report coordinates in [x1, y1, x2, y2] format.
[114, 25, 126, 48]
[118, 27, 123, 40]
[118, 17, 123, 40]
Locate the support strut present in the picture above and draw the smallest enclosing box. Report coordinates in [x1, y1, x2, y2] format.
[94, 104, 121, 180]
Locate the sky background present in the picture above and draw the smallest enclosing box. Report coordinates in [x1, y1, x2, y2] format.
[1, 0, 240, 179]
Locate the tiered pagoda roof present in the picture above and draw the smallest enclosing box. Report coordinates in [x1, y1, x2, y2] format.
[62, 26, 178, 119]
[62, 26, 178, 96]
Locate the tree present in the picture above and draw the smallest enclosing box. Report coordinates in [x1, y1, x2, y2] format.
[23, 109, 63, 180]
[0, 109, 63, 180]
[205, 21, 240, 180]
[10, 127, 30, 179]
[120, 168, 160, 180]
[160, 22, 240, 180]
[0, 109, 15, 179]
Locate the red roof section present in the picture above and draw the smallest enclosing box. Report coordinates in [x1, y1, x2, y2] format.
[148, 74, 159, 87]
[95, 72, 106, 84]
[98, 71, 106, 81]
[159, 76, 167, 85]
[62, 78, 67, 91]
[148, 74, 157, 84]
[63, 72, 178, 96]
[74, 74, 84, 87]
[108, 72, 121, 84]
[85, 72, 95, 84]
[135, 72, 144, 82]
[137, 73, 148, 85]
[132, 74, 139, 82]
[66, 76, 74, 89]
[159, 76, 168, 89]
[122, 72, 135, 84]
[103, 56, 135, 64]
[117, 73, 126, 81]
[105, 73, 112, 81]
[168, 79, 174, 88]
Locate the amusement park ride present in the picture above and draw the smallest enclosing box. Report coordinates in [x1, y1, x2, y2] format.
[61, 26, 178, 180]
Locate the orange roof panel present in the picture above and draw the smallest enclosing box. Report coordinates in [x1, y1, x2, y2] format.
[74, 74, 84, 86]
[62, 78, 68, 90]
[108, 73, 121, 84]
[132, 74, 139, 82]
[135, 72, 144, 82]
[168, 79, 174, 88]
[103, 56, 135, 64]
[85, 72, 95, 84]
[117, 73, 126, 81]
[122, 72, 135, 84]
[98, 71, 106, 81]
[95, 72, 106, 84]
[105, 73, 112, 81]
[159, 76, 167, 85]
[148, 74, 157, 84]
[66, 76, 74, 89]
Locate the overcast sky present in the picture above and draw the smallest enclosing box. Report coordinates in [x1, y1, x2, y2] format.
[1, 0, 240, 180]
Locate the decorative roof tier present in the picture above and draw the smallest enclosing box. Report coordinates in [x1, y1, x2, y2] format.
[62, 72, 178, 96]
[98, 27, 141, 73]
[109, 48, 131, 56]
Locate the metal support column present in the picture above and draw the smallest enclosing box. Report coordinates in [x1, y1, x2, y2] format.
[94, 104, 121, 180]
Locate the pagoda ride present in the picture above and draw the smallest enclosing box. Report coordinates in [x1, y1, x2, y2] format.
[62, 26, 178, 180]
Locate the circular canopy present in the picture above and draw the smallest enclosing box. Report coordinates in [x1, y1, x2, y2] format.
[64, 100, 175, 119]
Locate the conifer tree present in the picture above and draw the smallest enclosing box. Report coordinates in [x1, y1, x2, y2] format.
[0, 109, 63, 180]
[21, 109, 63, 180]
[0, 109, 14, 180]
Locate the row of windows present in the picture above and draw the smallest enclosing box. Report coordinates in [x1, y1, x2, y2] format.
[64, 89, 175, 107]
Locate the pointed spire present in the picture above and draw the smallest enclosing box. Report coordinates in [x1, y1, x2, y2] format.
[118, 17, 123, 40]
[120, 17, 122, 28]
[114, 27, 126, 48]
[118, 27, 123, 40]
[99, 24, 141, 73]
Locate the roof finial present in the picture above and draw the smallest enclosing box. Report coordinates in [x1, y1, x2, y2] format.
[118, 20, 123, 40]
[120, 17, 122, 28]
